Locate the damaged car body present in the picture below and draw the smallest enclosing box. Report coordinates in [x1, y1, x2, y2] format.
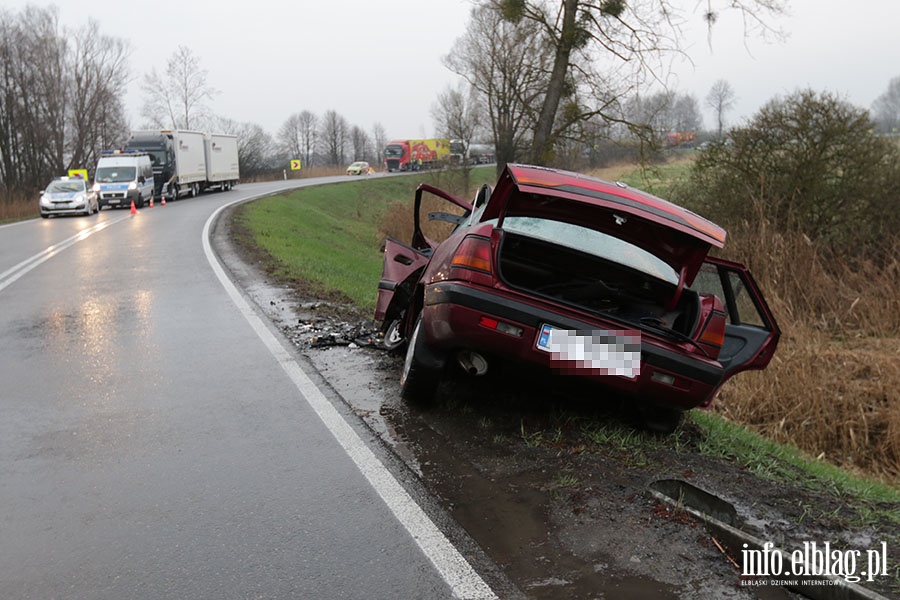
[375, 164, 780, 430]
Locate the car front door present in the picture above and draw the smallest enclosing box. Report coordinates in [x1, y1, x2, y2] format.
[374, 184, 473, 328]
[374, 237, 432, 324]
[692, 257, 781, 379]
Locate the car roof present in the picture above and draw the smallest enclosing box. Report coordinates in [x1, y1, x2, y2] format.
[503, 164, 725, 248]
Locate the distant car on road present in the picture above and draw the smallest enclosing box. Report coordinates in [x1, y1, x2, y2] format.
[346, 161, 371, 176]
[375, 164, 780, 431]
[39, 177, 99, 218]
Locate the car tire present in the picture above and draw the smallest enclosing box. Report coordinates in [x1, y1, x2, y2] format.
[400, 312, 442, 404]
[382, 317, 406, 351]
[640, 405, 684, 434]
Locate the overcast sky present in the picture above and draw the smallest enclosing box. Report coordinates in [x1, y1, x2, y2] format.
[9, 0, 900, 140]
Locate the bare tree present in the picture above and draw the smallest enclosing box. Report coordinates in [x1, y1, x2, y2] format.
[431, 82, 484, 161]
[871, 75, 900, 135]
[349, 125, 371, 162]
[0, 6, 129, 191]
[320, 110, 348, 166]
[67, 20, 130, 170]
[706, 79, 736, 140]
[215, 116, 277, 179]
[484, 0, 785, 164]
[141, 45, 218, 130]
[445, 5, 552, 172]
[673, 93, 703, 134]
[371, 122, 388, 169]
[278, 111, 318, 168]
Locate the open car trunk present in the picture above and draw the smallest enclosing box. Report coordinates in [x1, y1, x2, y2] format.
[497, 228, 701, 337]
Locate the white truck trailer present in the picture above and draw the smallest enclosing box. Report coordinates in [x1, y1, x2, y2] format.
[204, 134, 240, 191]
[126, 129, 220, 200]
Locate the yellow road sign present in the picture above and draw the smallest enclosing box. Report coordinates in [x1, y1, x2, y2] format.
[290, 159, 302, 170]
[68, 169, 89, 180]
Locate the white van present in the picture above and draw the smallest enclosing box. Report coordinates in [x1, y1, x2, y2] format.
[93, 152, 155, 209]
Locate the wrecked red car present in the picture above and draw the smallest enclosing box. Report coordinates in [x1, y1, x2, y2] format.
[375, 164, 780, 430]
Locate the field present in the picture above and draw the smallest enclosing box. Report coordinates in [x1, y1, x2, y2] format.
[235, 161, 900, 492]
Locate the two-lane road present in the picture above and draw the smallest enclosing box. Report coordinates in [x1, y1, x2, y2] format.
[0, 181, 498, 599]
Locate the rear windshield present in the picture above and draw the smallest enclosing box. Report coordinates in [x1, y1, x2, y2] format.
[500, 216, 678, 284]
[95, 166, 136, 183]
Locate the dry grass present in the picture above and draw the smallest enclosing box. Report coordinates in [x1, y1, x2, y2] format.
[0, 191, 39, 221]
[713, 217, 900, 481]
[716, 327, 900, 479]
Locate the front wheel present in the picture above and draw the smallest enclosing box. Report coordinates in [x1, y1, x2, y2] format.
[400, 313, 442, 404]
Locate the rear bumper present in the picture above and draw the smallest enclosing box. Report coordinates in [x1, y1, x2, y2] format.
[423, 281, 725, 410]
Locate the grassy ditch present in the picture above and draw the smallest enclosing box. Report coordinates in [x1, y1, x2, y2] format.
[236, 162, 900, 503]
[233, 168, 496, 310]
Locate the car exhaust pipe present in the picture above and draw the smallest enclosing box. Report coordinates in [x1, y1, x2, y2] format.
[457, 351, 489, 376]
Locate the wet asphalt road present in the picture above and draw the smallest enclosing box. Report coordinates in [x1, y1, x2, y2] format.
[0, 181, 498, 599]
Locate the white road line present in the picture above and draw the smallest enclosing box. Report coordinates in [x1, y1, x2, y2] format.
[203, 199, 498, 600]
[0, 216, 129, 294]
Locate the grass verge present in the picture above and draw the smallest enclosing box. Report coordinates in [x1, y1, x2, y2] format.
[233, 168, 496, 310]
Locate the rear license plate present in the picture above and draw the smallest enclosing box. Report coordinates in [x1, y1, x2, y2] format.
[537, 323, 641, 377]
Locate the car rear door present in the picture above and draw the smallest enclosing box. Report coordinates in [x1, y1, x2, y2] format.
[692, 257, 781, 379]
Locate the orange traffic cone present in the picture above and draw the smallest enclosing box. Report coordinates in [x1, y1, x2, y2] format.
[161, 196, 166, 206]
[149, 197, 154, 208]
[130, 200, 136, 215]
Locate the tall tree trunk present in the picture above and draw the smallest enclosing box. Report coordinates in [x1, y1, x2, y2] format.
[530, 0, 579, 165]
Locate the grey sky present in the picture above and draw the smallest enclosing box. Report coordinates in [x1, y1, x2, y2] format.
[10, 0, 900, 138]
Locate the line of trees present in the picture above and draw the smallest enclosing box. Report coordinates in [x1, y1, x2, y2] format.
[0, 6, 130, 191]
[276, 110, 388, 171]
[8, 1, 900, 196]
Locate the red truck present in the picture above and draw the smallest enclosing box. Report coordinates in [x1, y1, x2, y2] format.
[383, 139, 450, 172]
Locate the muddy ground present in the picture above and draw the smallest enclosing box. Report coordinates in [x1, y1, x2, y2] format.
[217, 208, 899, 600]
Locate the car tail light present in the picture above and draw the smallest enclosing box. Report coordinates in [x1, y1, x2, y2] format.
[478, 316, 523, 337]
[451, 235, 492, 273]
[449, 235, 494, 286]
[697, 312, 725, 358]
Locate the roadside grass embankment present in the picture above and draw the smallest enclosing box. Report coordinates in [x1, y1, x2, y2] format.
[236, 162, 900, 509]
[233, 167, 496, 310]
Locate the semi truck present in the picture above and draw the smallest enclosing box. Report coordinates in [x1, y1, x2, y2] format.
[383, 138, 450, 172]
[125, 130, 240, 200]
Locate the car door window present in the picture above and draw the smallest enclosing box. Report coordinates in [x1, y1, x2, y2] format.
[726, 271, 766, 328]
[692, 264, 768, 328]
[412, 185, 473, 250]
[691, 260, 779, 375]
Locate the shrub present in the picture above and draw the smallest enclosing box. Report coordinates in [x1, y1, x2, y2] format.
[681, 89, 900, 255]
